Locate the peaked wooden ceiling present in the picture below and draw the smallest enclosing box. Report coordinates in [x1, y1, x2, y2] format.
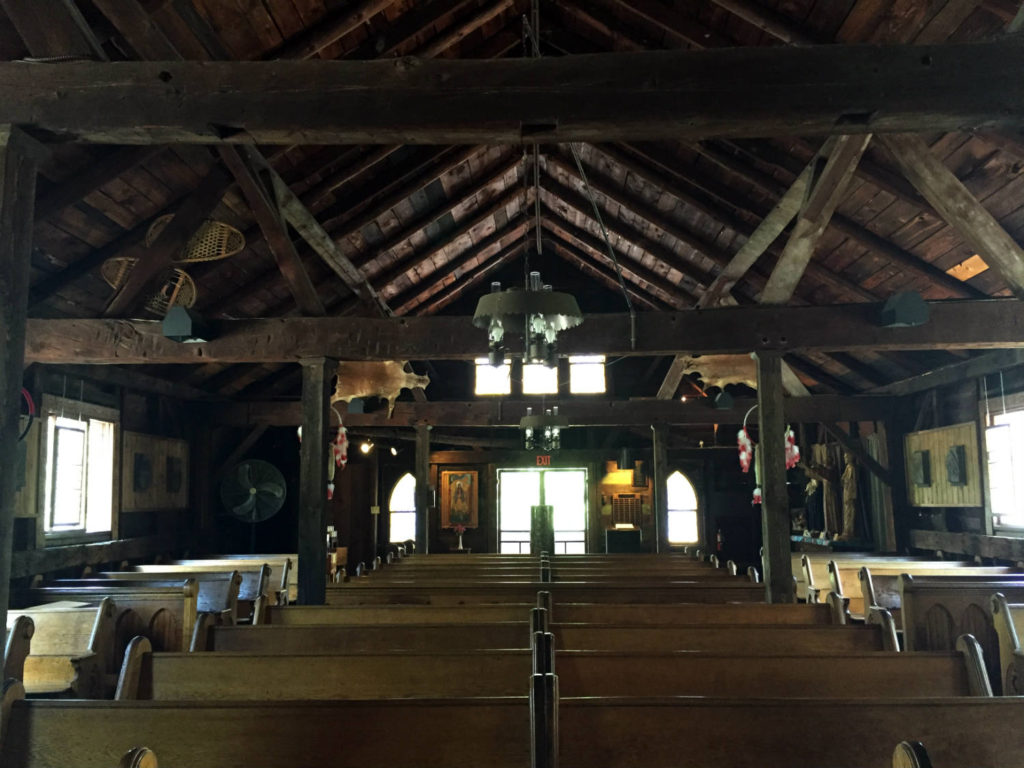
[10, 0, 1024, 402]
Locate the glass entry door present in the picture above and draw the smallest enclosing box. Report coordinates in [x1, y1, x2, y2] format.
[498, 469, 587, 554]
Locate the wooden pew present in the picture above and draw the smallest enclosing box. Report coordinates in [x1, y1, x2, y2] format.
[115, 644, 988, 701]
[6, 599, 116, 698]
[324, 582, 766, 606]
[899, 575, 1024, 695]
[209, 622, 890, 654]
[103, 568, 263, 623]
[173, 555, 295, 603]
[991, 593, 1024, 695]
[556, 696, 1024, 768]
[135, 563, 276, 613]
[833, 562, 1020, 620]
[264, 602, 836, 626]
[0, 695, 530, 768]
[2, 616, 33, 684]
[802, 554, 955, 603]
[26, 581, 199, 653]
[4, 691, 1021, 768]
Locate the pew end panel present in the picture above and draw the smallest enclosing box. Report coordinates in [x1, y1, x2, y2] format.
[3, 617, 33, 684]
[954, 634, 994, 697]
[867, 607, 900, 652]
[991, 593, 1024, 696]
[892, 742, 932, 768]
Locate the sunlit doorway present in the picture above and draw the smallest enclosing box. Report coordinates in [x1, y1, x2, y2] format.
[497, 468, 587, 554]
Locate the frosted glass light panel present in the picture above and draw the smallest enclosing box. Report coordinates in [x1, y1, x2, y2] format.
[523, 363, 558, 395]
[475, 358, 511, 396]
[389, 473, 417, 543]
[498, 470, 541, 553]
[569, 356, 606, 394]
[666, 470, 699, 544]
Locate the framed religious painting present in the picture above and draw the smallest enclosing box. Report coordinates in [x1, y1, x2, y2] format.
[440, 470, 478, 529]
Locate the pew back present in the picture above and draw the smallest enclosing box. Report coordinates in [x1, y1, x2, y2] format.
[2, 616, 33, 684]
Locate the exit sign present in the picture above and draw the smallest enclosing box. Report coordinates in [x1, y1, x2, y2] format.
[536, 455, 552, 466]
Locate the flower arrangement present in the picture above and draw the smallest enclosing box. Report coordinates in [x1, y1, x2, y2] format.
[453, 523, 467, 535]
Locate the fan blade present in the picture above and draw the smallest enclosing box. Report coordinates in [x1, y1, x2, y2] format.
[255, 482, 285, 498]
[232, 495, 256, 517]
[238, 463, 253, 490]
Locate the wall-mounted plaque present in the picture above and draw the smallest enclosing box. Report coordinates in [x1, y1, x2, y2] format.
[946, 445, 968, 486]
[133, 452, 153, 492]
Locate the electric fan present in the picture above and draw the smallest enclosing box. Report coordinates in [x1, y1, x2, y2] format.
[220, 460, 287, 552]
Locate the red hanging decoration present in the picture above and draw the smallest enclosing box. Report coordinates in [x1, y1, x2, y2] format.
[737, 427, 754, 473]
[784, 425, 800, 470]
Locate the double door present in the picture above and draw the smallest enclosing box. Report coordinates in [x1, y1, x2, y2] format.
[497, 468, 587, 554]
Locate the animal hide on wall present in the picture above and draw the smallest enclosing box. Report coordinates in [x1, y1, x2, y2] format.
[680, 355, 807, 396]
[331, 361, 430, 418]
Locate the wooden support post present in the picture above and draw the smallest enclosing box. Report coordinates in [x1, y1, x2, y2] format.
[0, 126, 41, 633]
[298, 358, 333, 604]
[414, 424, 431, 554]
[651, 424, 669, 554]
[755, 351, 795, 603]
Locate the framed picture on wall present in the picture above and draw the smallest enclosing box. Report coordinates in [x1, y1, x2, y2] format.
[440, 470, 478, 529]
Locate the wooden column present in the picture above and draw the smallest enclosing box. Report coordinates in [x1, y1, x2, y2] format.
[754, 351, 794, 603]
[414, 424, 431, 554]
[298, 358, 333, 604]
[0, 126, 40, 633]
[651, 424, 669, 554]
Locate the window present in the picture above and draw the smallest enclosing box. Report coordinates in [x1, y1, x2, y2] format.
[666, 470, 699, 544]
[523, 363, 558, 395]
[569, 356, 606, 394]
[389, 473, 417, 543]
[475, 358, 511, 396]
[987, 409, 1024, 529]
[41, 396, 117, 538]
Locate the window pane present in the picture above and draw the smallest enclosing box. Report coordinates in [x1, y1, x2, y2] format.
[475, 358, 511, 396]
[523, 364, 558, 395]
[668, 510, 699, 544]
[569, 356, 606, 394]
[389, 473, 416, 513]
[667, 471, 698, 510]
[86, 419, 114, 533]
[499, 471, 540, 532]
[390, 511, 416, 543]
[51, 420, 87, 529]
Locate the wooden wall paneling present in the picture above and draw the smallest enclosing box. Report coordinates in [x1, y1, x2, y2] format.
[904, 421, 982, 507]
[120, 431, 190, 513]
[13, 419, 39, 519]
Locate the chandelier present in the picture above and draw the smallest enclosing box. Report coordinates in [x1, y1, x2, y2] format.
[473, 271, 583, 368]
[521, 406, 568, 451]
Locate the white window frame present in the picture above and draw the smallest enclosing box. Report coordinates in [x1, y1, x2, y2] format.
[388, 473, 417, 543]
[666, 470, 700, 545]
[985, 392, 1024, 534]
[37, 394, 120, 546]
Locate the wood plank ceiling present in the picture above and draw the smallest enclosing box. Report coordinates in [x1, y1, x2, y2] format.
[8, 0, 1024, 401]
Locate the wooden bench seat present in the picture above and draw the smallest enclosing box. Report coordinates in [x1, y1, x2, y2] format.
[557, 696, 1024, 768]
[324, 583, 766, 605]
[173, 555, 296, 603]
[26, 581, 199, 653]
[264, 602, 835, 626]
[208, 622, 887, 654]
[833, 563, 1022, 620]
[116, 646, 985, 701]
[4, 692, 1019, 768]
[803, 555, 961, 603]
[6, 599, 116, 698]
[899, 575, 1024, 694]
[103, 568, 264, 623]
[3, 615, 33, 684]
[990, 594, 1024, 695]
[0, 695, 530, 768]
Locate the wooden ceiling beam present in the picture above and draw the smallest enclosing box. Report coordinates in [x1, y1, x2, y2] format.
[761, 134, 872, 304]
[261, 0, 398, 60]
[6, 40, 1024, 143]
[27, 299, 1024, 364]
[414, 0, 514, 58]
[540, 218, 693, 307]
[389, 222, 529, 315]
[878, 132, 1024, 300]
[547, 243, 671, 313]
[781, 354, 856, 396]
[217, 145, 326, 317]
[351, 0, 478, 58]
[705, 0, 820, 45]
[206, 395, 895, 429]
[414, 242, 527, 316]
[1, 0, 106, 59]
[603, 0, 737, 48]
[870, 349, 1024, 396]
[537, 175, 716, 288]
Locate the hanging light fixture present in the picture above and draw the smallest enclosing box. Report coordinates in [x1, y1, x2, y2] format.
[520, 406, 568, 451]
